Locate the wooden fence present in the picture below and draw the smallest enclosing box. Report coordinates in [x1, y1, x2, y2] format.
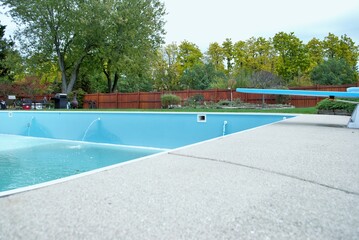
[82, 83, 359, 109]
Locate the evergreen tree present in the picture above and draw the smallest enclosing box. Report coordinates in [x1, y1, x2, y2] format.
[310, 58, 357, 85]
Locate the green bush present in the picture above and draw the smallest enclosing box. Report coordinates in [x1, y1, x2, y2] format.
[216, 99, 242, 107]
[191, 94, 204, 103]
[316, 98, 358, 113]
[161, 94, 181, 108]
[186, 94, 204, 107]
[275, 94, 290, 104]
[217, 100, 232, 106]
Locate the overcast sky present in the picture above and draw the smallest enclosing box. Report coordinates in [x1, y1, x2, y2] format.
[1, 0, 359, 50]
[164, 0, 359, 50]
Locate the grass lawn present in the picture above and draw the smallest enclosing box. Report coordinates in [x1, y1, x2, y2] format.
[71, 107, 317, 114]
[139, 107, 317, 114]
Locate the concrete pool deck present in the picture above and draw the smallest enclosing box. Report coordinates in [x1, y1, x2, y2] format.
[0, 114, 358, 239]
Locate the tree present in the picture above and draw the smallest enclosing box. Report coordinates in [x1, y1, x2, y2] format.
[0, 23, 15, 82]
[100, 0, 166, 93]
[273, 32, 310, 83]
[179, 63, 220, 90]
[152, 44, 180, 91]
[338, 34, 359, 69]
[249, 70, 284, 88]
[75, 61, 107, 94]
[323, 33, 359, 70]
[243, 37, 273, 72]
[152, 56, 174, 91]
[323, 33, 341, 59]
[233, 40, 246, 70]
[163, 43, 179, 66]
[306, 38, 324, 71]
[206, 42, 225, 72]
[15, 76, 51, 98]
[2, 0, 166, 94]
[177, 40, 203, 77]
[222, 38, 234, 75]
[310, 58, 357, 85]
[1, 0, 106, 93]
[249, 70, 285, 105]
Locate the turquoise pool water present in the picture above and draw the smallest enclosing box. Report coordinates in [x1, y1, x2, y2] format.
[0, 111, 294, 193]
[0, 135, 161, 192]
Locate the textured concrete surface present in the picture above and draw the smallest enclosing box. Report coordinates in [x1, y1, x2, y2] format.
[1, 114, 358, 240]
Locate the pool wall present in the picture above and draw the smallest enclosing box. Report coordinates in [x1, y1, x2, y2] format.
[0, 111, 293, 149]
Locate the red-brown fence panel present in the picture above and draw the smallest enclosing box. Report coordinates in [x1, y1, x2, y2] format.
[79, 83, 359, 109]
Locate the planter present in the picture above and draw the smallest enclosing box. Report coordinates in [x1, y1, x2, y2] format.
[317, 109, 334, 115]
[317, 109, 351, 116]
[333, 109, 351, 116]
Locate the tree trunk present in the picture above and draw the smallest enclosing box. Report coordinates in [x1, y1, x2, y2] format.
[56, 49, 68, 93]
[111, 72, 119, 93]
[103, 69, 112, 93]
[55, 33, 87, 94]
[66, 55, 86, 94]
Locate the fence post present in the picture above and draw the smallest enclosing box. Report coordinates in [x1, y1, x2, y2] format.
[117, 92, 119, 109]
[97, 93, 100, 108]
[137, 91, 140, 109]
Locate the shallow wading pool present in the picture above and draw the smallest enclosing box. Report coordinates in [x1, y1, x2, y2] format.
[0, 111, 294, 195]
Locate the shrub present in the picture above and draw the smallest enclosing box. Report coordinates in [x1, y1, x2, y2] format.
[217, 100, 232, 106]
[161, 94, 181, 108]
[234, 98, 242, 105]
[316, 98, 358, 113]
[191, 94, 204, 103]
[216, 99, 242, 107]
[275, 94, 291, 104]
[186, 94, 204, 107]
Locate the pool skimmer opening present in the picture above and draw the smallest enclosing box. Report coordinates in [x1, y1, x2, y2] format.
[197, 114, 206, 122]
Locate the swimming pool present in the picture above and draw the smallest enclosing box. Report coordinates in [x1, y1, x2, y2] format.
[0, 111, 294, 194]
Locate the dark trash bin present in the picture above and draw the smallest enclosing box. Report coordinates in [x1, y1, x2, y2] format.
[0, 100, 6, 110]
[54, 93, 68, 109]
